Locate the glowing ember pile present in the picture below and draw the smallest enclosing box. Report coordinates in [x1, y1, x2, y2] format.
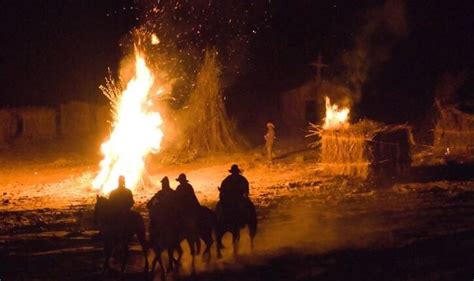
[323, 96, 350, 130]
[93, 50, 164, 193]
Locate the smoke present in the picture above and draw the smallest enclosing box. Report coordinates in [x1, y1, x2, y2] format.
[331, 0, 408, 106]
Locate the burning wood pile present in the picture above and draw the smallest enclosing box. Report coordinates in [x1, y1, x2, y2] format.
[93, 48, 165, 193]
[308, 97, 414, 179]
[434, 101, 474, 158]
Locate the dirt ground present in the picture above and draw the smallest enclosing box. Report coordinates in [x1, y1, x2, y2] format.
[1, 140, 474, 281]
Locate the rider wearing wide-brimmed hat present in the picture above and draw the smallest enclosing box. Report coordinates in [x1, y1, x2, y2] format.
[219, 164, 249, 201]
[174, 173, 201, 248]
[146, 176, 175, 210]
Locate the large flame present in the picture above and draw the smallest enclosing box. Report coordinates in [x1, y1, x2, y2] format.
[93, 50, 164, 193]
[323, 96, 350, 130]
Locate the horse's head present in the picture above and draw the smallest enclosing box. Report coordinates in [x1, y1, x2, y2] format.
[93, 195, 109, 224]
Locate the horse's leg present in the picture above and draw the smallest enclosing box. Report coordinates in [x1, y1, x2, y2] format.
[136, 232, 149, 273]
[204, 246, 211, 263]
[249, 223, 257, 251]
[175, 243, 183, 264]
[151, 253, 158, 275]
[250, 233, 255, 251]
[216, 226, 225, 259]
[167, 248, 176, 273]
[248, 202, 258, 252]
[103, 242, 112, 273]
[195, 237, 202, 255]
[120, 243, 129, 274]
[203, 230, 213, 262]
[155, 250, 166, 280]
[143, 248, 149, 275]
[186, 237, 196, 268]
[232, 228, 240, 256]
[134, 212, 149, 273]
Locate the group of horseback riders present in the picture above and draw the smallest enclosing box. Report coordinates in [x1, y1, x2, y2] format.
[95, 164, 257, 275]
[108, 164, 250, 230]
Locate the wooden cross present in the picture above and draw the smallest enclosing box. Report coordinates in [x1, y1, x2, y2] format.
[310, 53, 328, 84]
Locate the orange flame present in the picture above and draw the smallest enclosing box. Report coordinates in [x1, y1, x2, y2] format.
[323, 96, 350, 130]
[93, 50, 164, 193]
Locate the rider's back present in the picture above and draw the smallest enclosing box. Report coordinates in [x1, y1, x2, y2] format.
[175, 183, 200, 211]
[220, 174, 249, 202]
[109, 187, 134, 213]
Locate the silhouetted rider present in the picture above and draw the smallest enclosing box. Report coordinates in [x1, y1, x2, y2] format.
[147, 176, 175, 211]
[174, 173, 201, 249]
[175, 173, 200, 212]
[219, 164, 249, 202]
[109, 175, 134, 214]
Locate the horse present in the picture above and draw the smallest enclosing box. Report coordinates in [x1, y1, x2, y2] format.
[215, 196, 257, 258]
[197, 205, 217, 260]
[148, 204, 216, 278]
[93, 195, 149, 274]
[148, 202, 183, 279]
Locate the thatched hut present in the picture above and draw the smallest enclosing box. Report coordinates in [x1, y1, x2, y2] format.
[59, 101, 94, 137]
[280, 80, 321, 133]
[15, 107, 57, 138]
[317, 121, 414, 179]
[0, 110, 19, 144]
[434, 105, 474, 157]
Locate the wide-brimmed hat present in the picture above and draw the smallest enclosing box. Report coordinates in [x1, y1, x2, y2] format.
[266, 122, 275, 128]
[176, 173, 188, 182]
[228, 164, 241, 174]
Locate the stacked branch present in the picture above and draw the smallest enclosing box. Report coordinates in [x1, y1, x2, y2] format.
[186, 49, 242, 154]
[434, 100, 474, 156]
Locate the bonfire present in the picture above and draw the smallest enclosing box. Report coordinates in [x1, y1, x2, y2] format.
[93, 49, 165, 193]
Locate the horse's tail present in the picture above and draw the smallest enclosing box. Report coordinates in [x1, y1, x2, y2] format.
[247, 201, 258, 239]
[131, 211, 149, 250]
[130, 211, 150, 272]
[201, 206, 217, 229]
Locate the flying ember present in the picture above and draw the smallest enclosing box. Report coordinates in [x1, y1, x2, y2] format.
[93, 49, 164, 193]
[151, 33, 160, 45]
[323, 96, 350, 130]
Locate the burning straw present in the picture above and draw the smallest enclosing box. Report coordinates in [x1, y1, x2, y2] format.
[308, 120, 413, 179]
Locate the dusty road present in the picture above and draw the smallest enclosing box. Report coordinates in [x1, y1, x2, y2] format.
[1, 144, 474, 280]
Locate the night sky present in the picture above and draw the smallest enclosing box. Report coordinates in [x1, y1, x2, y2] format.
[1, 0, 473, 127]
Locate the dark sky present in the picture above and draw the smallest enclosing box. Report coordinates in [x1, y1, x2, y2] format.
[0, 0, 137, 106]
[1, 0, 473, 125]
